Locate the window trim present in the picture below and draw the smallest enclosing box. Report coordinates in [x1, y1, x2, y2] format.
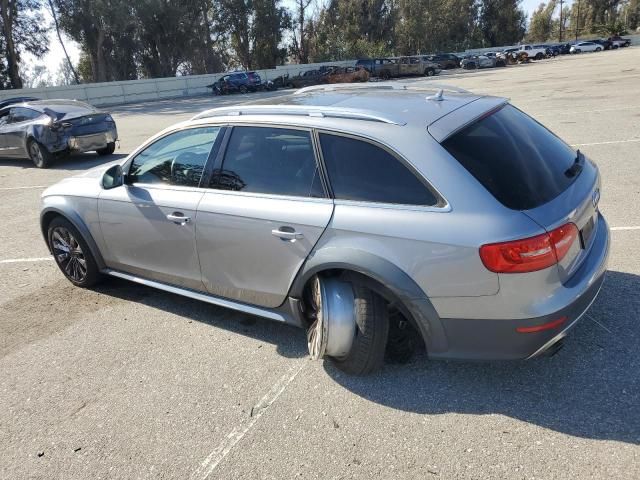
[124, 124, 226, 189]
[206, 123, 330, 200]
[314, 129, 450, 211]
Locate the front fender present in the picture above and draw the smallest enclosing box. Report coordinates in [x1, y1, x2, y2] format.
[289, 247, 449, 354]
[40, 199, 106, 270]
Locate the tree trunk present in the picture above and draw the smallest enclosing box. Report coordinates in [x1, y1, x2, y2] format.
[0, 0, 23, 89]
[95, 29, 107, 82]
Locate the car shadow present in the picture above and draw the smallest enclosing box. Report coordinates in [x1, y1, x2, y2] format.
[0, 153, 128, 171]
[93, 276, 308, 359]
[323, 270, 640, 445]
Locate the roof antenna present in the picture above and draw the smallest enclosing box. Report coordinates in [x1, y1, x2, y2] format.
[426, 89, 444, 102]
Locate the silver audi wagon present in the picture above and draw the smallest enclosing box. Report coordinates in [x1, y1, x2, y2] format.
[40, 84, 609, 374]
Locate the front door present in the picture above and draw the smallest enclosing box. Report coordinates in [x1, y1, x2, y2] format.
[0, 107, 40, 158]
[196, 126, 333, 308]
[98, 126, 223, 290]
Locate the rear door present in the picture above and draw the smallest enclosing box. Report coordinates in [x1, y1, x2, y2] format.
[196, 125, 333, 308]
[2, 107, 41, 157]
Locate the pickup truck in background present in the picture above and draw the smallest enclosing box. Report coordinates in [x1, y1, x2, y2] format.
[517, 45, 547, 60]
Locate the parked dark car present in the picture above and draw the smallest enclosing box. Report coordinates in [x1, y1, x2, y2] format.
[355, 58, 400, 79]
[591, 39, 612, 50]
[425, 53, 460, 69]
[545, 45, 561, 56]
[0, 96, 40, 109]
[557, 43, 573, 55]
[208, 71, 262, 95]
[608, 35, 631, 48]
[0, 99, 118, 168]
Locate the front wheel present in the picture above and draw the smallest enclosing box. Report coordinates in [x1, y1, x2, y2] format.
[535, 53, 544, 60]
[425, 68, 435, 77]
[238, 85, 248, 94]
[305, 276, 389, 375]
[596, 47, 602, 52]
[28, 139, 52, 168]
[97, 142, 116, 156]
[47, 217, 102, 288]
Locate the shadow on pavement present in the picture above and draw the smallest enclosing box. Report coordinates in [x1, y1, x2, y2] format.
[324, 270, 640, 445]
[94, 276, 308, 359]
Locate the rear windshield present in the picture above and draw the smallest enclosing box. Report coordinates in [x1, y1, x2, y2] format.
[442, 104, 579, 210]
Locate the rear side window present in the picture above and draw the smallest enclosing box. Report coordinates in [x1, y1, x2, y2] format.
[319, 134, 438, 206]
[211, 126, 324, 198]
[442, 105, 578, 210]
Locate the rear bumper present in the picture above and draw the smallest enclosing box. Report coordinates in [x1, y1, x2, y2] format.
[429, 214, 610, 360]
[68, 128, 117, 152]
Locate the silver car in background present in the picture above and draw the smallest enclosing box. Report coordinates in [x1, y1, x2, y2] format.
[40, 84, 609, 374]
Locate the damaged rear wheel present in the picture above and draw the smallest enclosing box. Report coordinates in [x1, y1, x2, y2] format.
[305, 275, 389, 375]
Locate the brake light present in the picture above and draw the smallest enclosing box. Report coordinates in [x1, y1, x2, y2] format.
[479, 223, 578, 273]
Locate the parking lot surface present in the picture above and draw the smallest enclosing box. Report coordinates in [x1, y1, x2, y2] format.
[1, 49, 639, 479]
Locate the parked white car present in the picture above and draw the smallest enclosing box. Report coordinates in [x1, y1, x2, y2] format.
[517, 44, 547, 60]
[570, 42, 602, 53]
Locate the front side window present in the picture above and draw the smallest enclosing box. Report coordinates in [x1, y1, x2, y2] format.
[128, 127, 221, 187]
[210, 126, 324, 198]
[319, 133, 438, 206]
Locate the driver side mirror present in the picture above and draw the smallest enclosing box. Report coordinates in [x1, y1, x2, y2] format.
[102, 164, 124, 189]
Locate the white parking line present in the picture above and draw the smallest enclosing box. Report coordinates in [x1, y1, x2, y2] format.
[0, 185, 47, 191]
[610, 226, 640, 231]
[572, 139, 640, 147]
[190, 361, 306, 480]
[0, 257, 53, 264]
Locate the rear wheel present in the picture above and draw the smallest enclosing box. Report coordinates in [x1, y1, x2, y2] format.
[239, 85, 248, 94]
[424, 68, 435, 77]
[305, 275, 389, 375]
[47, 217, 102, 288]
[596, 47, 602, 52]
[28, 139, 52, 168]
[535, 52, 544, 60]
[381, 70, 391, 80]
[97, 142, 116, 156]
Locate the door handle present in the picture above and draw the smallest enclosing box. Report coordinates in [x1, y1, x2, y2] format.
[271, 228, 304, 241]
[167, 213, 191, 225]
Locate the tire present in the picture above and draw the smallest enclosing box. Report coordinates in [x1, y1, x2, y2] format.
[535, 53, 543, 60]
[27, 139, 52, 168]
[305, 276, 389, 375]
[331, 280, 389, 375]
[47, 217, 102, 288]
[613, 44, 618, 49]
[596, 47, 602, 52]
[381, 70, 391, 80]
[239, 85, 248, 94]
[425, 68, 435, 77]
[96, 142, 116, 156]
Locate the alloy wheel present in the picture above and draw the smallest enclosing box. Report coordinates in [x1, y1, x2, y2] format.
[30, 142, 44, 166]
[51, 227, 87, 282]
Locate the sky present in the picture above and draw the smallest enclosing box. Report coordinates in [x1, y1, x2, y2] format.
[27, 0, 564, 83]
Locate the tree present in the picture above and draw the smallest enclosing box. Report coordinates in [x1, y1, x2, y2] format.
[528, 1, 557, 42]
[478, 0, 527, 47]
[0, 0, 49, 89]
[290, 0, 314, 63]
[252, 0, 289, 68]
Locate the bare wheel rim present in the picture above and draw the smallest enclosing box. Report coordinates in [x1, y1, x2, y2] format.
[30, 143, 43, 164]
[51, 227, 87, 282]
[306, 276, 328, 360]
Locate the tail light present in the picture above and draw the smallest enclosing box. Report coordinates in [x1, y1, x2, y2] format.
[480, 223, 578, 273]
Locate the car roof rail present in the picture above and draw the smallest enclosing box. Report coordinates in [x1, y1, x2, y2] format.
[191, 105, 407, 126]
[293, 82, 471, 95]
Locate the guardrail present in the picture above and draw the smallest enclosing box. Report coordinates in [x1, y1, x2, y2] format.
[0, 60, 357, 108]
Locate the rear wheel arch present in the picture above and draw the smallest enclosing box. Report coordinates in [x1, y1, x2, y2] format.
[289, 249, 448, 354]
[40, 207, 106, 270]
